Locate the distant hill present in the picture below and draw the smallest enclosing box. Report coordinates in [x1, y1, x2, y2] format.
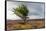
[7, 19, 45, 23]
[7, 19, 45, 21]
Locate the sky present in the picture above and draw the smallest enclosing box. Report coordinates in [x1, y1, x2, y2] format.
[7, 1, 45, 20]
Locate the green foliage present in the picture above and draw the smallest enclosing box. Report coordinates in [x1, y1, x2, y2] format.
[13, 4, 29, 23]
[13, 4, 29, 19]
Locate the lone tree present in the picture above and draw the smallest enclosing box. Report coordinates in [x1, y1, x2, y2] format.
[13, 4, 29, 23]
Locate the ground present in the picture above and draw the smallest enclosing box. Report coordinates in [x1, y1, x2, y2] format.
[7, 19, 45, 30]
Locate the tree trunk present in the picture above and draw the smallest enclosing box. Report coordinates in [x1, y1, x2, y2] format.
[23, 17, 26, 23]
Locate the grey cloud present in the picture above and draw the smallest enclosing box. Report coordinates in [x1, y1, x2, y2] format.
[7, 1, 45, 18]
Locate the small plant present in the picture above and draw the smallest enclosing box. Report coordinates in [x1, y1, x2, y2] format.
[13, 4, 29, 24]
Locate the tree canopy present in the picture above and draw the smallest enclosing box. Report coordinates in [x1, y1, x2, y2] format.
[13, 4, 29, 19]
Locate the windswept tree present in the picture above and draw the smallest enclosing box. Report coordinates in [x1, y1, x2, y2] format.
[13, 4, 29, 23]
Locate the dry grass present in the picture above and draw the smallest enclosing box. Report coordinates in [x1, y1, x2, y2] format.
[7, 20, 45, 30]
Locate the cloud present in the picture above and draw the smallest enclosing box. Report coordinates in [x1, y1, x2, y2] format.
[28, 15, 43, 19]
[27, 3, 44, 18]
[7, 1, 44, 20]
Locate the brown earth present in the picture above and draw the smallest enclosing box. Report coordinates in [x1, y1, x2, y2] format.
[7, 19, 45, 30]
